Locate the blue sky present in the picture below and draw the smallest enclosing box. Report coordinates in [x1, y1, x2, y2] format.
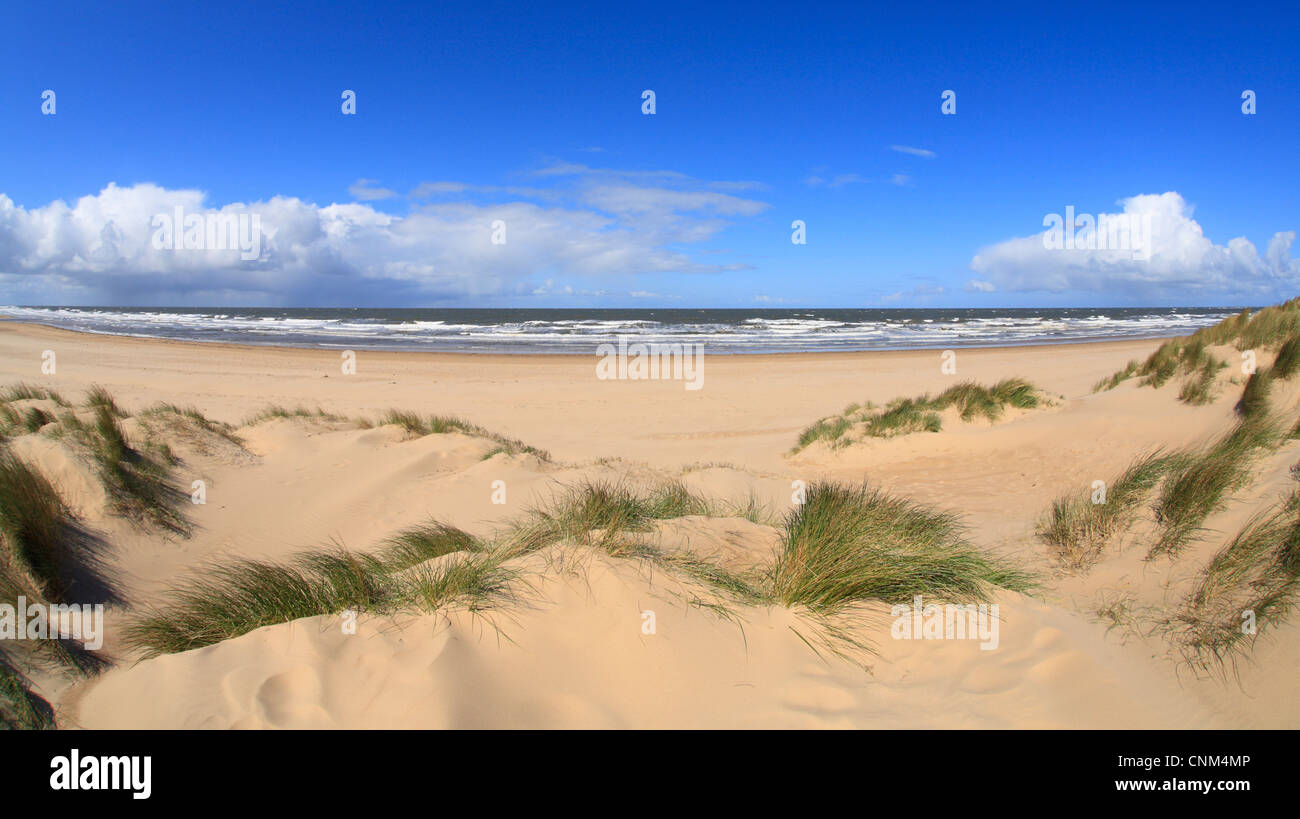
[1, 0, 1297, 307]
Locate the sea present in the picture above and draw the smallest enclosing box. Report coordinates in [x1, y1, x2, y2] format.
[0, 306, 1245, 355]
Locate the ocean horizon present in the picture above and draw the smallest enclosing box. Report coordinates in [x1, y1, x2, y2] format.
[0, 305, 1250, 354]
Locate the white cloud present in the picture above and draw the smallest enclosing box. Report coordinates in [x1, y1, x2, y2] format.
[347, 179, 398, 201]
[804, 173, 868, 188]
[968, 192, 1299, 299]
[0, 171, 768, 305]
[408, 181, 468, 197]
[889, 145, 936, 159]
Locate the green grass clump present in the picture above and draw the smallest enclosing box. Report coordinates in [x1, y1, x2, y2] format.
[1097, 299, 1300, 392]
[124, 524, 492, 657]
[1235, 298, 1300, 350]
[1177, 355, 1227, 405]
[793, 378, 1039, 451]
[125, 554, 394, 656]
[83, 405, 186, 533]
[21, 407, 52, 434]
[1235, 369, 1272, 419]
[140, 403, 243, 445]
[770, 482, 1034, 612]
[401, 552, 522, 616]
[863, 398, 943, 438]
[1271, 333, 1300, 380]
[243, 404, 351, 426]
[1039, 451, 1188, 569]
[377, 409, 550, 461]
[0, 447, 109, 728]
[84, 385, 124, 417]
[1, 384, 67, 405]
[382, 521, 485, 567]
[1093, 360, 1139, 392]
[503, 479, 715, 556]
[0, 404, 19, 435]
[797, 415, 854, 449]
[1170, 491, 1300, 671]
[0, 449, 68, 601]
[0, 655, 57, 729]
[380, 409, 428, 435]
[1150, 415, 1283, 558]
[496, 480, 766, 602]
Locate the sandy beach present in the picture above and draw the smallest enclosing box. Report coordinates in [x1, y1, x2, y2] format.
[2, 318, 1297, 729]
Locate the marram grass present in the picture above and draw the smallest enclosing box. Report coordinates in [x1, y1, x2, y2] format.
[1039, 451, 1189, 570]
[124, 523, 493, 657]
[1169, 490, 1300, 672]
[794, 378, 1039, 451]
[127, 479, 1038, 657]
[1150, 413, 1284, 559]
[1098, 298, 1300, 394]
[769, 482, 1034, 611]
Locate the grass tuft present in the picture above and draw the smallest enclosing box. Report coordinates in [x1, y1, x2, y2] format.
[1170, 491, 1300, 672]
[1235, 369, 1272, 419]
[793, 378, 1039, 451]
[1039, 451, 1188, 569]
[770, 482, 1034, 611]
[1150, 415, 1283, 558]
[124, 524, 489, 657]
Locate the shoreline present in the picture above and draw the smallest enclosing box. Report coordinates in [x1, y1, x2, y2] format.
[0, 317, 1180, 475]
[0, 318, 1183, 361]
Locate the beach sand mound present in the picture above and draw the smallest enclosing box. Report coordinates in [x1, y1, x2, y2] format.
[72, 549, 1207, 729]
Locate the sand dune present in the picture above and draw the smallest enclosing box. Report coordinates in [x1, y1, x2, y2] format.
[1, 318, 1297, 729]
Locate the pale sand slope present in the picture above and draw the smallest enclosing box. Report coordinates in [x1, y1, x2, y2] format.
[1, 321, 1295, 728]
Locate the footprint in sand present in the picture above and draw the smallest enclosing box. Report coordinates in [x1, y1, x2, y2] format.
[255, 667, 333, 728]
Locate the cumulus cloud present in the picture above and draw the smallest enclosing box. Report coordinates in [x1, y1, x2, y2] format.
[0, 168, 768, 305]
[969, 192, 1299, 299]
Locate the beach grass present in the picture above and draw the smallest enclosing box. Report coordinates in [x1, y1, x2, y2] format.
[139, 402, 244, 445]
[84, 384, 125, 417]
[85, 405, 187, 533]
[243, 404, 353, 426]
[793, 377, 1039, 451]
[1039, 451, 1188, 569]
[501, 478, 714, 556]
[1170, 490, 1300, 671]
[769, 482, 1034, 611]
[0, 448, 69, 601]
[1, 383, 68, 406]
[1271, 333, 1300, 380]
[1099, 299, 1300, 393]
[378, 410, 550, 461]
[1149, 414, 1283, 558]
[0, 655, 57, 730]
[1177, 354, 1227, 405]
[124, 523, 490, 657]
